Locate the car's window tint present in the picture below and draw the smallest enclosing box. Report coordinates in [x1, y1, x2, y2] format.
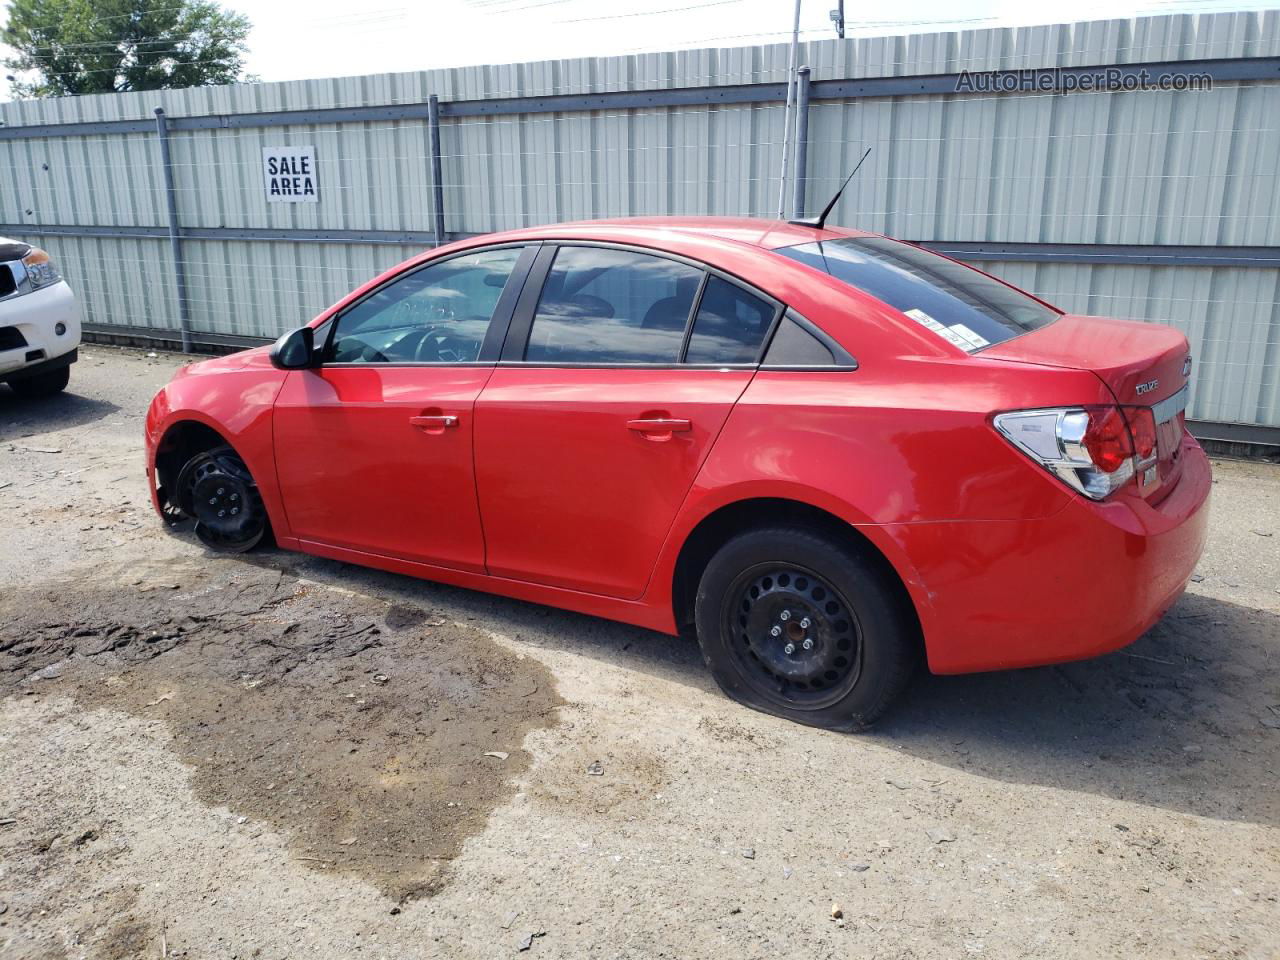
[329, 247, 522, 364]
[775, 237, 1058, 351]
[684, 276, 775, 364]
[762, 312, 836, 366]
[525, 247, 702, 364]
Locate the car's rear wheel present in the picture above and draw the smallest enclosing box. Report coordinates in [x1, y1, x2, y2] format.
[174, 444, 268, 553]
[9, 366, 70, 398]
[694, 527, 917, 731]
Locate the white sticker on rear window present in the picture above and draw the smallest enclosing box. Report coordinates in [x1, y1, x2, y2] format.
[904, 307, 945, 332]
[946, 323, 990, 351]
[902, 308, 993, 352]
[904, 308, 975, 350]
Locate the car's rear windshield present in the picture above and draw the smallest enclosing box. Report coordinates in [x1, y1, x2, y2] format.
[775, 236, 1059, 352]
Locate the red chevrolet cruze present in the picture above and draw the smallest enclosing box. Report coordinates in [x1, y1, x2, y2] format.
[145, 217, 1210, 730]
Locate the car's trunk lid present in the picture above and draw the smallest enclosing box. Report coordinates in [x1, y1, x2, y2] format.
[984, 314, 1193, 499]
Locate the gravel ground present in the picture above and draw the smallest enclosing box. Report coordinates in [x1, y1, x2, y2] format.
[1, 344, 1278, 960]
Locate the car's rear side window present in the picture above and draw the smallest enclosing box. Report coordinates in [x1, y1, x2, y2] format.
[525, 247, 702, 364]
[775, 237, 1058, 351]
[762, 311, 836, 366]
[684, 276, 776, 365]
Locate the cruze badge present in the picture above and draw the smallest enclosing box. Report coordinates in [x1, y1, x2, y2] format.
[1136, 379, 1159, 395]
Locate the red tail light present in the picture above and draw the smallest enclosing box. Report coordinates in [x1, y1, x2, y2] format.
[1124, 407, 1158, 463]
[994, 403, 1159, 500]
[1082, 406, 1133, 473]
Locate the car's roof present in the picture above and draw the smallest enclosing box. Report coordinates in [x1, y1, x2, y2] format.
[477, 216, 873, 252]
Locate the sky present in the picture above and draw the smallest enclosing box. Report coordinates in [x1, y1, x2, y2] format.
[2, 0, 1277, 97]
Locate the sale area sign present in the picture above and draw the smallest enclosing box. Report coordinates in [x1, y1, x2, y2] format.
[262, 146, 318, 203]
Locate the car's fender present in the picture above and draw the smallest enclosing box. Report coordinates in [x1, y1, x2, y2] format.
[644, 472, 939, 638]
[144, 348, 294, 540]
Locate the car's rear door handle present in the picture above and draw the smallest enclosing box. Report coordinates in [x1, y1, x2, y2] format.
[409, 414, 458, 430]
[626, 417, 691, 441]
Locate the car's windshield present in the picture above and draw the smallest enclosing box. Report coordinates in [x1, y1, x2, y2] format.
[775, 236, 1059, 352]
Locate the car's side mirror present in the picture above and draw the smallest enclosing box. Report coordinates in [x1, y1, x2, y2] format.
[269, 326, 316, 370]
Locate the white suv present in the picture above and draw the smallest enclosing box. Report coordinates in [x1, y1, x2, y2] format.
[0, 238, 82, 398]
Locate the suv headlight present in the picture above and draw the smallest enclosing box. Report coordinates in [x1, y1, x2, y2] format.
[22, 247, 62, 289]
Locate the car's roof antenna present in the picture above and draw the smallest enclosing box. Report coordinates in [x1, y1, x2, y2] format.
[789, 147, 872, 230]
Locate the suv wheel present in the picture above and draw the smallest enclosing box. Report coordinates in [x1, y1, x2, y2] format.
[9, 366, 70, 398]
[694, 527, 918, 731]
[174, 445, 268, 553]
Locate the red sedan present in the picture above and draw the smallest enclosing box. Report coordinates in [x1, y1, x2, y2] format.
[145, 217, 1210, 730]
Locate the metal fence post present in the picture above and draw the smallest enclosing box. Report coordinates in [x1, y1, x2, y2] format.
[153, 107, 192, 353]
[428, 95, 446, 245]
[792, 66, 811, 220]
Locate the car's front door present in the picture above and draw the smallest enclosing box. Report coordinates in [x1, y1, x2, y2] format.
[273, 244, 534, 571]
[473, 244, 780, 599]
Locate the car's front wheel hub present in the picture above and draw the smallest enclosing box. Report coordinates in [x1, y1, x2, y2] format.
[191, 471, 253, 538]
[175, 448, 266, 553]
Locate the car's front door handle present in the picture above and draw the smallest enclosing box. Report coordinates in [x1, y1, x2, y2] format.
[626, 417, 692, 441]
[409, 414, 458, 430]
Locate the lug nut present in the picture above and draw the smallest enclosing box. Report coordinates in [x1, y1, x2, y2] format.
[231, 507, 240, 515]
[770, 625, 782, 637]
[217, 509, 225, 517]
[800, 617, 811, 629]
[208, 497, 217, 505]
[802, 638, 814, 650]
[783, 643, 795, 655]
[780, 610, 791, 621]
[217, 487, 225, 495]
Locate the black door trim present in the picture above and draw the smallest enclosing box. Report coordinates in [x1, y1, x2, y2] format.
[479, 243, 541, 362]
[500, 244, 558, 362]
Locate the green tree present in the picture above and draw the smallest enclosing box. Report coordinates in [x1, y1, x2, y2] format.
[2, 0, 251, 97]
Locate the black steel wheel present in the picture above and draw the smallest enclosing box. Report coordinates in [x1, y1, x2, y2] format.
[174, 445, 267, 553]
[694, 526, 918, 731]
[725, 563, 864, 710]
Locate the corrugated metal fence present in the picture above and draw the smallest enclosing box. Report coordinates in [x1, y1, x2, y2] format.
[1, 11, 1278, 437]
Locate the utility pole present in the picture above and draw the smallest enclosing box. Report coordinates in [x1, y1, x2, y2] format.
[830, 0, 845, 39]
[792, 66, 811, 220]
[776, 0, 803, 220]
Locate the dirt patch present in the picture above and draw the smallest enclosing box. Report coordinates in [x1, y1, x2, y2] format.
[696, 714, 783, 750]
[97, 889, 153, 960]
[0, 566, 561, 902]
[527, 736, 668, 817]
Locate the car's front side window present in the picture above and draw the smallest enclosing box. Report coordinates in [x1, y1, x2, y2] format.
[329, 247, 523, 364]
[524, 246, 703, 364]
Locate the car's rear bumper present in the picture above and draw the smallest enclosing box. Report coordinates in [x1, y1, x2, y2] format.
[0, 281, 82, 379]
[891, 432, 1211, 674]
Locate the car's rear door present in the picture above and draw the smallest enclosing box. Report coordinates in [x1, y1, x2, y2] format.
[272, 244, 535, 571]
[473, 243, 780, 599]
